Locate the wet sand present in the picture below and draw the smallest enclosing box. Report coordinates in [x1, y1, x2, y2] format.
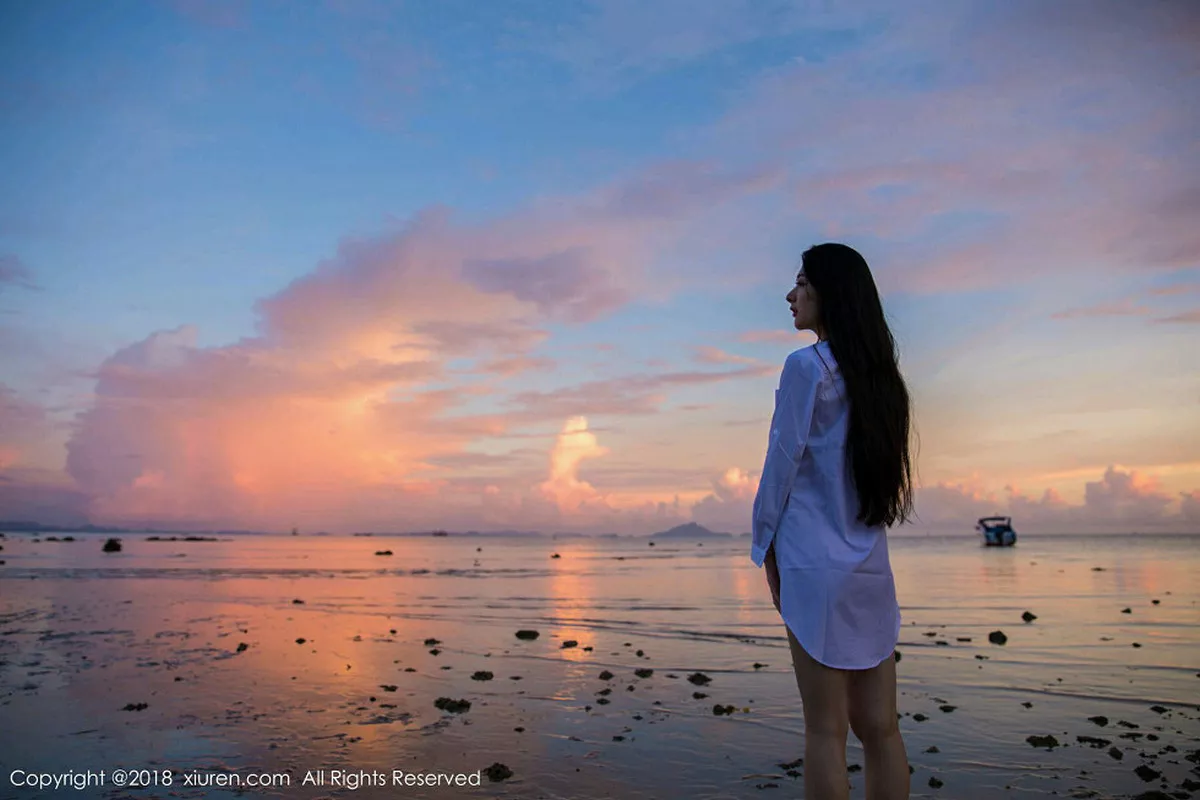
[1, 531, 1197, 799]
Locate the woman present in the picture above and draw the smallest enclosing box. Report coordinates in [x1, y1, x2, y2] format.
[751, 242, 914, 800]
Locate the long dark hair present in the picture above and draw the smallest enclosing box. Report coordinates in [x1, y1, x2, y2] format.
[801, 243, 915, 528]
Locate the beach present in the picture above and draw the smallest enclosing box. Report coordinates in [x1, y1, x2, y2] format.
[1, 530, 1197, 799]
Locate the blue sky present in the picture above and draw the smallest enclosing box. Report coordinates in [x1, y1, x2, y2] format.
[1, 0, 1198, 533]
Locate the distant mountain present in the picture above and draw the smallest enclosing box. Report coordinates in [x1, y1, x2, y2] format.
[647, 522, 731, 539]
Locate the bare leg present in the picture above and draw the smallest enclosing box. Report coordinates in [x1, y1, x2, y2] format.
[848, 652, 910, 800]
[786, 627, 850, 800]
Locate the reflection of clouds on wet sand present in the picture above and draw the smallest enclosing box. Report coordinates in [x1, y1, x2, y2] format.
[1, 532, 1199, 798]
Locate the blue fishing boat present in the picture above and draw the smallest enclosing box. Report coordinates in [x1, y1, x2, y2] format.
[977, 516, 1017, 547]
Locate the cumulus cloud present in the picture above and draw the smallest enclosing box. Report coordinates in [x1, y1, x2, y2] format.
[911, 466, 1194, 533]
[53, 157, 780, 531]
[539, 416, 608, 512]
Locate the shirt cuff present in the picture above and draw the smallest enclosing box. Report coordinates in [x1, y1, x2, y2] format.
[750, 541, 771, 568]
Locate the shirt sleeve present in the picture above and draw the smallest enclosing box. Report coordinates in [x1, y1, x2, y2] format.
[750, 350, 820, 567]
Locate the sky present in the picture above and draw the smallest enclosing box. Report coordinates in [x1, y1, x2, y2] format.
[1, 0, 1198, 535]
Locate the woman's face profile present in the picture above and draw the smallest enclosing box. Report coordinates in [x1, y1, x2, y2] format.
[786, 270, 820, 333]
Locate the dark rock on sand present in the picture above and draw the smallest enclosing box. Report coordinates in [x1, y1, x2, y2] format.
[1131, 792, 1173, 800]
[596, 698, 610, 705]
[295, 638, 306, 644]
[753, 662, 767, 669]
[471, 671, 494, 681]
[687, 672, 712, 686]
[939, 705, 956, 713]
[434, 697, 471, 713]
[712, 704, 736, 716]
[1088, 715, 1109, 726]
[236, 642, 248, 653]
[913, 713, 929, 722]
[428, 648, 441, 655]
[1022, 611, 1037, 622]
[515, 630, 539, 640]
[894, 650, 902, 662]
[634, 668, 653, 678]
[1133, 764, 1160, 782]
[1026, 734, 1060, 749]
[424, 638, 441, 646]
[1149, 705, 1168, 714]
[925, 746, 940, 753]
[988, 630, 1008, 645]
[550, 553, 561, 559]
[1077, 735, 1110, 748]
[693, 692, 708, 699]
[484, 763, 512, 782]
[928, 776, 944, 789]
[122, 703, 148, 711]
[102, 538, 122, 553]
[1108, 746, 1123, 760]
[292, 599, 304, 604]
[598, 670, 614, 680]
[562, 640, 578, 648]
[1122, 607, 1132, 613]
[380, 684, 398, 692]
[374, 550, 393, 556]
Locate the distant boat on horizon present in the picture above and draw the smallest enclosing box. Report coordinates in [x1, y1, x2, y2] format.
[977, 516, 1017, 547]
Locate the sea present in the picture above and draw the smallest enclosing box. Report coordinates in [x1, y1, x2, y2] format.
[0, 530, 1197, 799]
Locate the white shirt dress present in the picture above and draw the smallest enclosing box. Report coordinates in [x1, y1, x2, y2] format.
[750, 341, 901, 670]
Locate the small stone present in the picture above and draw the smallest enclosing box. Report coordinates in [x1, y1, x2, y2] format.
[484, 763, 512, 782]
[913, 713, 928, 722]
[434, 697, 470, 713]
[423, 638, 441, 646]
[598, 670, 614, 680]
[471, 671, 493, 681]
[562, 640, 578, 649]
[988, 630, 1008, 645]
[693, 692, 708, 699]
[374, 550, 393, 556]
[295, 637, 306, 645]
[928, 776, 944, 789]
[515, 630, 539, 640]
[1021, 702, 1033, 708]
[925, 746, 939, 753]
[687, 672, 712, 686]
[122, 702, 148, 711]
[939, 705, 956, 713]
[1149, 705, 1168, 714]
[753, 662, 767, 669]
[292, 599, 304, 604]
[1022, 611, 1037, 623]
[712, 704, 736, 716]
[1121, 607, 1132, 614]
[236, 642, 248, 653]
[550, 553, 561, 559]
[634, 668, 653, 678]
[1026, 734, 1060, 749]
[1088, 715, 1109, 726]
[1132, 764, 1160, 782]
[102, 538, 122, 553]
[1107, 746, 1123, 760]
[380, 684, 397, 692]
[514, 727, 524, 732]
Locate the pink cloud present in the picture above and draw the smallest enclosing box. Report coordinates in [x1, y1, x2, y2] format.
[1051, 301, 1153, 320]
[1153, 309, 1200, 325]
[692, 346, 763, 366]
[737, 330, 801, 345]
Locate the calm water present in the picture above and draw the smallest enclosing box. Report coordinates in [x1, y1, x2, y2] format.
[1, 531, 1197, 799]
